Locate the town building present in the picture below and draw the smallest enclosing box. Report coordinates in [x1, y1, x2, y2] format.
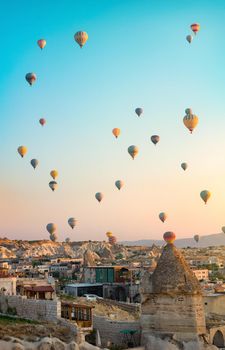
[192, 269, 209, 281]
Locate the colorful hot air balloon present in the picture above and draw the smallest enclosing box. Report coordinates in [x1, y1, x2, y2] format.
[181, 162, 188, 171]
[50, 233, 57, 242]
[190, 23, 200, 35]
[49, 181, 58, 192]
[222, 227, 225, 234]
[50, 170, 58, 180]
[30, 159, 39, 169]
[17, 146, 27, 158]
[108, 236, 117, 245]
[68, 217, 77, 229]
[46, 223, 57, 235]
[163, 231, 176, 244]
[159, 212, 167, 223]
[74, 31, 88, 48]
[95, 192, 103, 202]
[135, 108, 143, 117]
[106, 232, 113, 238]
[183, 114, 198, 133]
[128, 145, 139, 159]
[115, 180, 124, 190]
[25, 73, 36, 86]
[151, 135, 160, 145]
[194, 234, 200, 243]
[112, 128, 121, 139]
[186, 35, 193, 44]
[37, 39, 46, 49]
[200, 190, 211, 204]
[39, 118, 46, 126]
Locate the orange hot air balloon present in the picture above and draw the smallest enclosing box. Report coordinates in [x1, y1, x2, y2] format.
[183, 114, 198, 133]
[50, 170, 58, 180]
[190, 23, 200, 35]
[17, 146, 27, 158]
[106, 231, 113, 238]
[163, 231, 176, 244]
[112, 128, 121, 139]
[37, 39, 46, 49]
[74, 31, 88, 48]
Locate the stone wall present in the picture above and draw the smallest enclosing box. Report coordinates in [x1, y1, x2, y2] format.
[0, 295, 61, 322]
[93, 315, 141, 347]
[97, 299, 140, 314]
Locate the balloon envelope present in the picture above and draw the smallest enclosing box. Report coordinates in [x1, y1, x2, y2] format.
[194, 234, 200, 243]
[68, 217, 77, 229]
[106, 232, 113, 238]
[30, 159, 39, 169]
[39, 118, 46, 126]
[108, 236, 117, 244]
[181, 163, 188, 171]
[37, 39, 46, 49]
[46, 223, 57, 235]
[183, 114, 198, 133]
[18, 146, 27, 158]
[159, 212, 167, 223]
[49, 181, 58, 191]
[112, 128, 121, 138]
[151, 135, 160, 145]
[115, 180, 124, 190]
[74, 31, 88, 48]
[200, 190, 211, 204]
[50, 233, 57, 242]
[190, 23, 200, 34]
[95, 192, 103, 202]
[163, 231, 176, 244]
[50, 170, 58, 180]
[128, 145, 139, 159]
[186, 35, 193, 43]
[135, 108, 143, 117]
[25, 73, 36, 86]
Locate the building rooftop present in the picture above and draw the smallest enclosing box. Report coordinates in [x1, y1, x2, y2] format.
[151, 243, 202, 295]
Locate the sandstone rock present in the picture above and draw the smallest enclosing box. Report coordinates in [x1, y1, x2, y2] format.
[67, 342, 80, 350]
[52, 338, 66, 350]
[79, 341, 101, 350]
[12, 344, 24, 350]
[38, 338, 52, 350]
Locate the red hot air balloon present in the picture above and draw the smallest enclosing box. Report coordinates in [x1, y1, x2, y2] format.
[163, 231, 176, 244]
[108, 236, 117, 245]
[190, 23, 200, 35]
[39, 118, 46, 126]
[37, 39, 46, 49]
[25, 73, 37, 86]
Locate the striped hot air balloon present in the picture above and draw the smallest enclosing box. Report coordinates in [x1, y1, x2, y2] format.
[74, 31, 88, 48]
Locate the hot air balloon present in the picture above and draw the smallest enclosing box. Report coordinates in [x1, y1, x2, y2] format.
[115, 180, 124, 190]
[200, 190, 211, 204]
[46, 223, 57, 235]
[222, 227, 225, 234]
[128, 145, 139, 159]
[30, 159, 39, 169]
[95, 192, 103, 202]
[49, 181, 58, 192]
[17, 146, 27, 158]
[135, 108, 143, 117]
[65, 237, 71, 243]
[68, 217, 77, 229]
[185, 108, 192, 116]
[181, 163, 188, 171]
[50, 233, 57, 242]
[74, 31, 88, 48]
[194, 234, 200, 243]
[106, 232, 113, 238]
[159, 212, 167, 223]
[37, 39, 46, 49]
[25, 73, 36, 86]
[190, 23, 200, 35]
[112, 128, 121, 138]
[50, 170, 58, 180]
[163, 231, 176, 244]
[151, 135, 160, 145]
[108, 236, 117, 245]
[39, 118, 46, 126]
[183, 114, 198, 133]
[186, 35, 193, 43]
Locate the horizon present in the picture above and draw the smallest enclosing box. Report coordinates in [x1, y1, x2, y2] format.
[2, 0, 225, 241]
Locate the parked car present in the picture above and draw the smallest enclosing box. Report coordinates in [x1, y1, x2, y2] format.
[83, 294, 103, 301]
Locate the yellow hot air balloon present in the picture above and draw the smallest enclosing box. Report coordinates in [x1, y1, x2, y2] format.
[17, 146, 27, 158]
[200, 190, 211, 204]
[112, 128, 121, 139]
[106, 232, 113, 238]
[74, 31, 88, 48]
[50, 170, 58, 180]
[183, 114, 199, 133]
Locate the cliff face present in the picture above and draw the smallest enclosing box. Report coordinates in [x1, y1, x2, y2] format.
[0, 238, 128, 260]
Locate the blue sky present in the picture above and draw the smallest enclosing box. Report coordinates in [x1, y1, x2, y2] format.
[1, 0, 225, 241]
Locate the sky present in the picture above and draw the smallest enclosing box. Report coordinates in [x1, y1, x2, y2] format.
[1, 0, 225, 242]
